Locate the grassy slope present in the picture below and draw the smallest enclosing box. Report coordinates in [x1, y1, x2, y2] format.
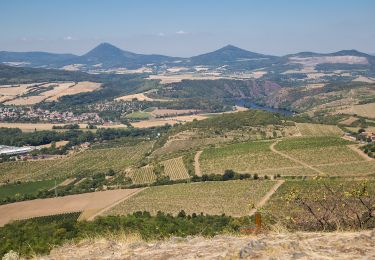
[0, 179, 57, 199]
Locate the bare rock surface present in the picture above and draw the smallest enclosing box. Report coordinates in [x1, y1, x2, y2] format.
[38, 230, 375, 260]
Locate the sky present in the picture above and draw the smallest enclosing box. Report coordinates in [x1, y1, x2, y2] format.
[0, 0, 374, 57]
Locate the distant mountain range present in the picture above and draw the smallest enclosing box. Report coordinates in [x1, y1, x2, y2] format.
[0, 42, 374, 72]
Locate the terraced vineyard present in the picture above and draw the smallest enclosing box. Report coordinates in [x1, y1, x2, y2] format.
[296, 123, 343, 136]
[105, 180, 276, 217]
[200, 140, 298, 174]
[162, 157, 190, 180]
[127, 166, 156, 184]
[316, 161, 375, 176]
[0, 142, 152, 182]
[275, 137, 365, 167]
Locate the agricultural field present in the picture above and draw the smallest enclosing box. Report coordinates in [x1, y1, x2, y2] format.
[0, 189, 143, 226]
[340, 103, 375, 119]
[0, 82, 101, 105]
[127, 166, 156, 184]
[125, 111, 151, 120]
[0, 142, 152, 182]
[198, 136, 373, 177]
[275, 137, 365, 167]
[0, 179, 57, 199]
[0, 122, 127, 132]
[161, 157, 190, 180]
[105, 180, 276, 217]
[252, 167, 318, 177]
[127, 157, 190, 184]
[130, 114, 208, 128]
[0, 160, 56, 183]
[296, 123, 343, 136]
[200, 140, 299, 174]
[315, 161, 375, 176]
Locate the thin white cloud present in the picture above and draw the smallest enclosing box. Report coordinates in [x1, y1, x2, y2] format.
[176, 30, 188, 35]
[64, 36, 73, 40]
[157, 32, 165, 37]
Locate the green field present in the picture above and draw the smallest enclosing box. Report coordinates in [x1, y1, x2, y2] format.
[0, 179, 57, 199]
[105, 180, 276, 217]
[125, 111, 151, 120]
[200, 140, 298, 174]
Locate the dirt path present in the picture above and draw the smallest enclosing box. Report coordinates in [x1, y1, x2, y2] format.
[347, 144, 373, 161]
[194, 150, 203, 176]
[249, 180, 284, 216]
[85, 188, 146, 221]
[270, 140, 325, 175]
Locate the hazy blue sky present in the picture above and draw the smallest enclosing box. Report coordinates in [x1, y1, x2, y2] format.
[1, 0, 374, 56]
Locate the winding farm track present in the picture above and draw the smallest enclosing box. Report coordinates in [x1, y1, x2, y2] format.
[347, 144, 373, 161]
[270, 140, 325, 175]
[194, 150, 203, 176]
[249, 180, 284, 216]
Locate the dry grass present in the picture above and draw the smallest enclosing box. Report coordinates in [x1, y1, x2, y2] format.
[296, 123, 343, 136]
[38, 140, 69, 149]
[115, 92, 169, 102]
[45, 82, 101, 101]
[349, 103, 375, 119]
[130, 114, 208, 128]
[1, 82, 101, 105]
[0, 189, 142, 226]
[115, 93, 155, 102]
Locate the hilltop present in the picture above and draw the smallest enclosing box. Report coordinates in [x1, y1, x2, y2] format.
[37, 231, 375, 259]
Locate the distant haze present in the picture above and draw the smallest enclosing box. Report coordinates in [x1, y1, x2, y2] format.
[0, 0, 374, 56]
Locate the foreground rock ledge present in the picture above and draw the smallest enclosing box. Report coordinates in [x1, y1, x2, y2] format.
[37, 230, 375, 259]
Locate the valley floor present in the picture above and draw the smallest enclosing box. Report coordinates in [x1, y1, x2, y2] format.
[38, 230, 375, 259]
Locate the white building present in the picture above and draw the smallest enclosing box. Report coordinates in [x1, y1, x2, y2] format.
[0, 145, 34, 156]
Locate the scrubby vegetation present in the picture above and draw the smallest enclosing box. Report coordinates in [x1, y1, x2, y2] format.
[0, 211, 253, 257]
[263, 179, 375, 231]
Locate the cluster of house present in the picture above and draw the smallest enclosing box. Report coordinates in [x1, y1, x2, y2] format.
[0, 107, 103, 124]
[357, 131, 375, 143]
[345, 131, 375, 143]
